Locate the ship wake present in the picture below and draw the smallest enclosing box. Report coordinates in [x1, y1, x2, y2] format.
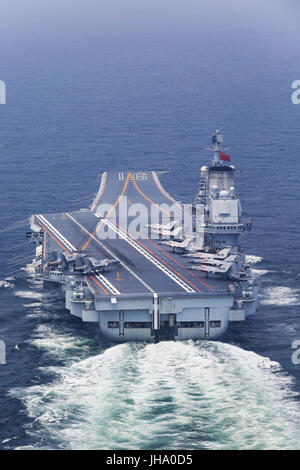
[10, 336, 300, 450]
[261, 286, 300, 306]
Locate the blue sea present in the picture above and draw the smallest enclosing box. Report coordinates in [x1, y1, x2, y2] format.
[1, 0, 300, 450]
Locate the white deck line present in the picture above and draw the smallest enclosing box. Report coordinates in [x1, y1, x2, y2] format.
[91, 172, 108, 212]
[96, 274, 120, 295]
[102, 218, 195, 294]
[38, 215, 76, 252]
[65, 212, 156, 295]
[38, 216, 121, 296]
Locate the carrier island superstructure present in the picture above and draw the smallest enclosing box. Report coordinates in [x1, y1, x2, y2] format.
[27, 131, 259, 342]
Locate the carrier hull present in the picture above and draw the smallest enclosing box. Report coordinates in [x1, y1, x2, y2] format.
[27, 132, 259, 342]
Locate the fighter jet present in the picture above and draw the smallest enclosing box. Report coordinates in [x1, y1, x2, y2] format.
[190, 257, 231, 267]
[190, 262, 231, 274]
[185, 247, 231, 260]
[72, 255, 119, 274]
[160, 237, 194, 253]
[154, 225, 183, 238]
[47, 251, 78, 269]
[47, 251, 118, 274]
[147, 220, 185, 236]
[88, 257, 119, 273]
[146, 221, 177, 231]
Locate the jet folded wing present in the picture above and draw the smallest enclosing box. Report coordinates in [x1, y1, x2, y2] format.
[156, 226, 183, 237]
[190, 262, 231, 273]
[185, 247, 231, 260]
[89, 257, 119, 268]
[214, 247, 231, 259]
[146, 221, 177, 231]
[192, 258, 230, 267]
[160, 237, 193, 249]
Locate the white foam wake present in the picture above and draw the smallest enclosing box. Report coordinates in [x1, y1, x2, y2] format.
[21, 262, 38, 276]
[0, 277, 15, 288]
[251, 268, 269, 279]
[30, 324, 94, 360]
[261, 286, 300, 306]
[14, 290, 43, 300]
[11, 340, 300, 450]
[246, 255, 263, 264]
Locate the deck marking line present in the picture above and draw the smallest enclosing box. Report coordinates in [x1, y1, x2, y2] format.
[90, 275, 110, 296]
[37, 221, 71, 255]
[103, 218, 195, 293]
[38, 215, 76, 252]
[147, 239, 214, 291]
[82, 173, 131, 251]
[118, 220, 201, 293]
[96, 274, 120, 295]
[131, 176, 171, 216]
[66, 212, 156, 295]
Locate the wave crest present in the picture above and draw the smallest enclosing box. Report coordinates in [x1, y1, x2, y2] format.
[11, 340, 300, 450]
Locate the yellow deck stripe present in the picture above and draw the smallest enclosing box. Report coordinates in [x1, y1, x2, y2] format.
[82, 173, 131, 251]
[82, 171, 171, 251]
[130, 177, 171, 216]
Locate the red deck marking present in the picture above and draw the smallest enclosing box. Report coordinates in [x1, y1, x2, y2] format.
[131, 177, 171, 216]
[90, 275, 110, 295]
[85, 276, 97, 295]
[147, 239, 214, 291]
[113, 220, 202, 293]
[134, 237, 203, 293]
[126, 178, 208, 291]
[83, 173, 130, 250]
[152, 172, 175, 204]
[92, 173, 108, 212]
[37, 221, 71, 255]
[114, 271, 123, 281]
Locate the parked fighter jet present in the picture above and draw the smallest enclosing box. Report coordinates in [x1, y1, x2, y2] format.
[160, 237, 194, 253]
[146, 221, 177, 231]
[185, 247, 231, 260]
[48, 251, 118, 274]
[88, 257, 119, 273]
[147, 221, 183, 238]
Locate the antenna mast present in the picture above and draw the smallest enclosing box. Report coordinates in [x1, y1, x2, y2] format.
[212, 129, 223, 166]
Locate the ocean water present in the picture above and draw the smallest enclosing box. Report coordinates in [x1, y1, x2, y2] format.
[1, 0, 300, 450]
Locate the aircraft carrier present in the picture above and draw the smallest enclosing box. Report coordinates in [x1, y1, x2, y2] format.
[27, 131, 259, 342]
